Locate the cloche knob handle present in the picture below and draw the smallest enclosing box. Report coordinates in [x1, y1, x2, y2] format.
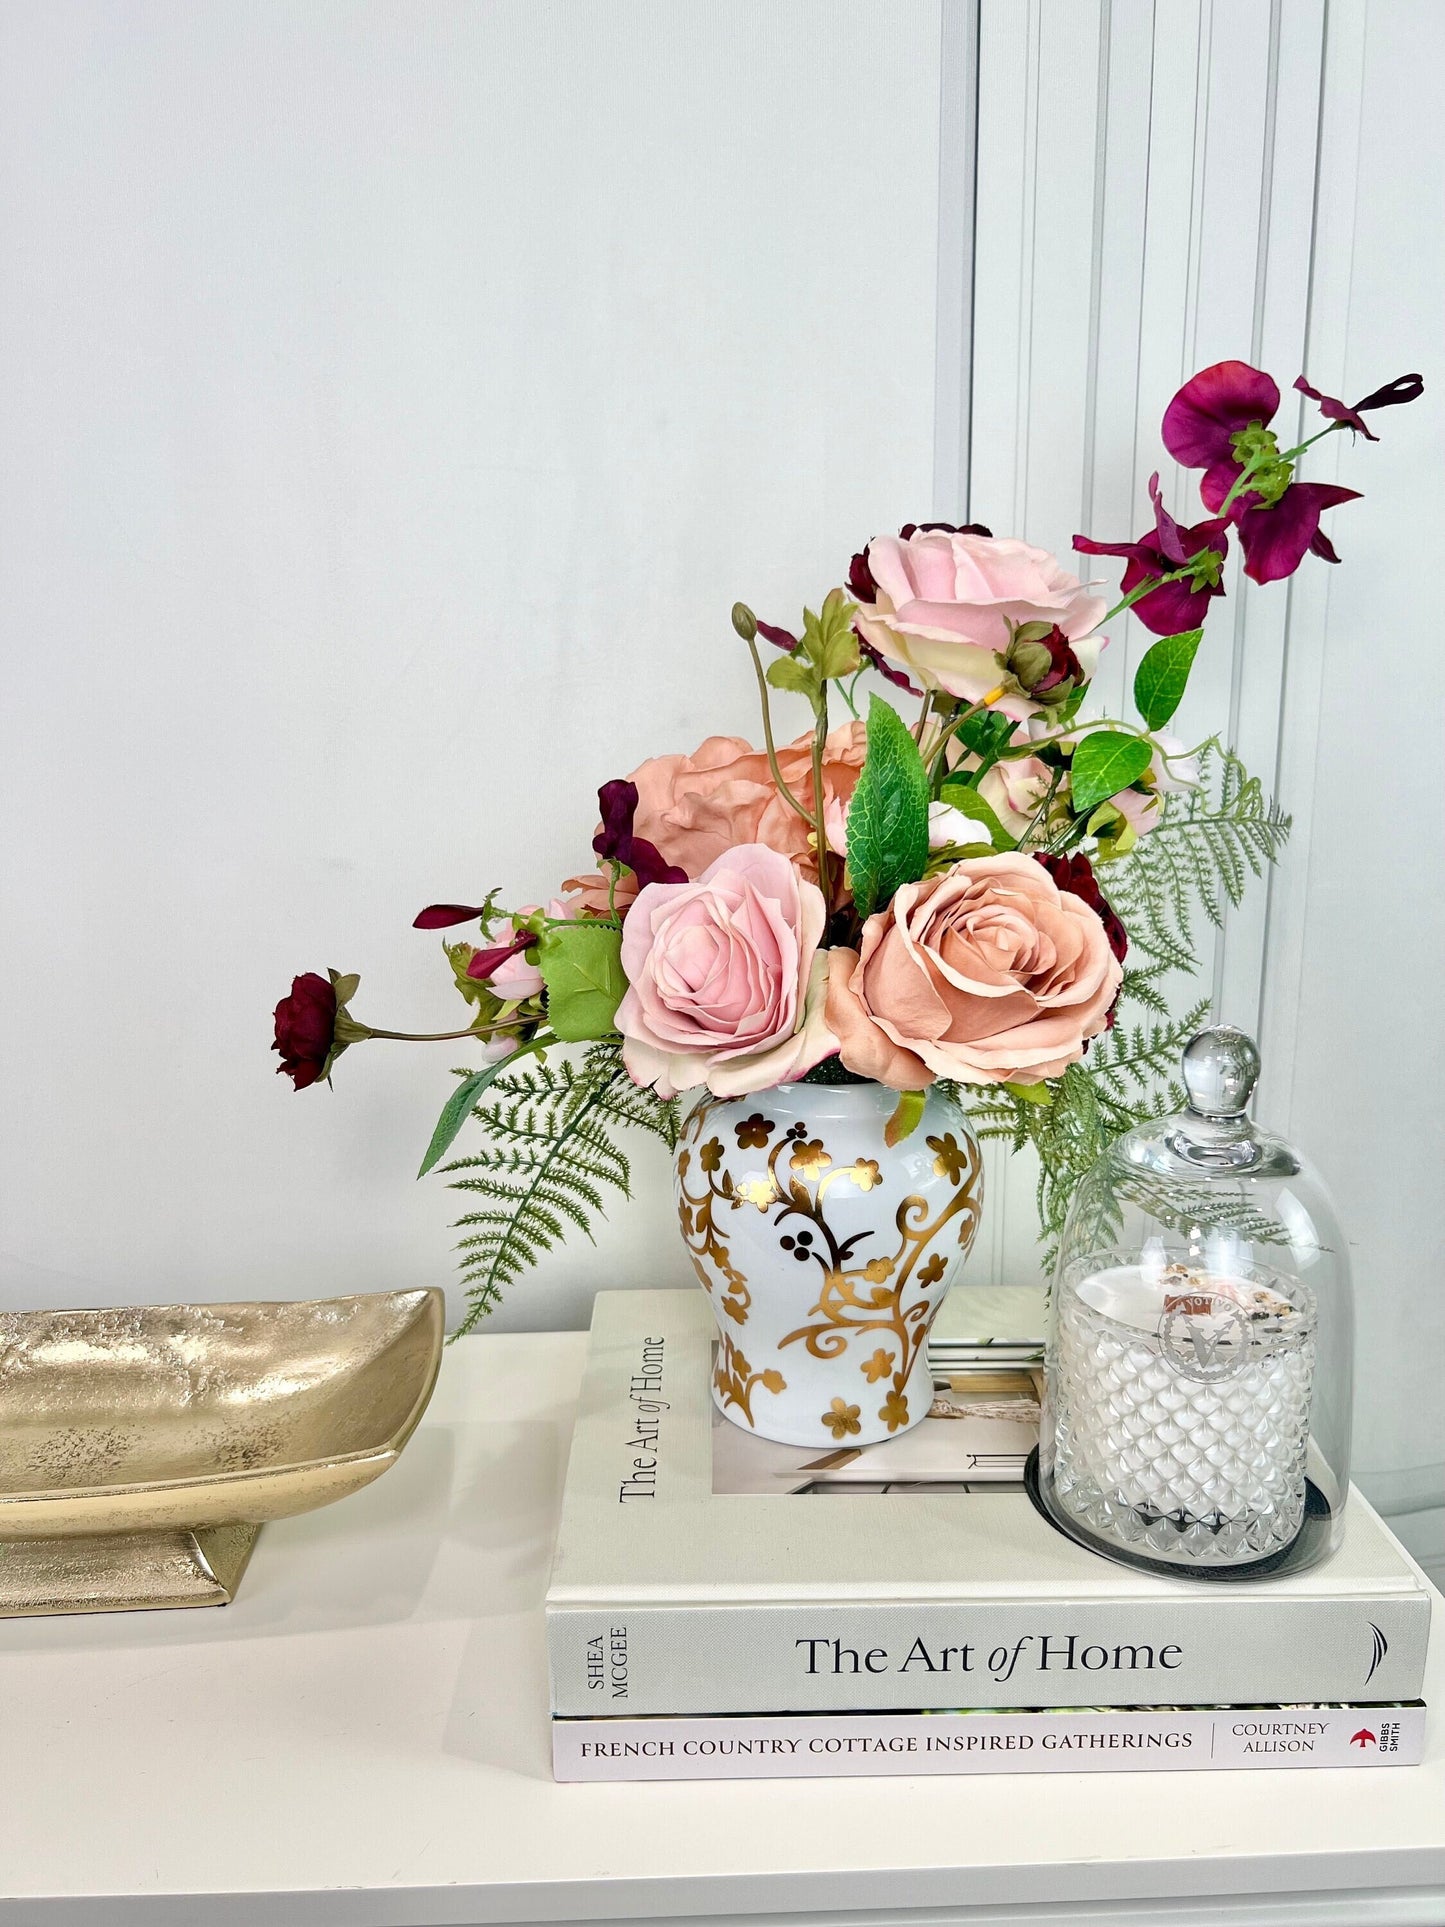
[1181, 1025, 1260, 1119]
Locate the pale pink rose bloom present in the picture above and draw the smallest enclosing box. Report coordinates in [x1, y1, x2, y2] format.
[824, 853, 1122, 1089]
[617, 844, 834, 1099]
[976, 755, 1054, 838]
[563, 723, 867, 914]
[855, 530, 1107, 718]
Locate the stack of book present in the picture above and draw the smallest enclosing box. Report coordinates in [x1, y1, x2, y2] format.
[546, 1290, 1430, 1781]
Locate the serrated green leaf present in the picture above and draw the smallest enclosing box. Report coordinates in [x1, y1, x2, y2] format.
[1069, 730, 1154, 816]
[846, 695, 932, 918]
[766, 654, 820, 698]
[799, 589, 861, 682]
[1133, 629, 1203, 730]
[937, 778, 1017, 851]
[884, 1089, 927, 1146]
[538, 922, 626, 1042]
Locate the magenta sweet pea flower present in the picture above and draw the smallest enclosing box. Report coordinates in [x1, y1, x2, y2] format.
[592, 779, 687, 890]
[1294, 371, 1423, 441]
[1161, 360, 1360, 584]
[1074, 473, 1228, 635]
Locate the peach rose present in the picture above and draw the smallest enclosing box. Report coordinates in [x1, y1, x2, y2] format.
[824, 853, 1122, 1089]
[617, 844, 835, 1099]
[565, 722, 867, 912]
[854, 528, 1107, 718]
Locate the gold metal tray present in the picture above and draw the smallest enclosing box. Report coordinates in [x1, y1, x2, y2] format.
[0, 1287, 444, 1616]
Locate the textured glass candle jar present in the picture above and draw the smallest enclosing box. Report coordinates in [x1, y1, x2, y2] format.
[1034, 1026, 1353, 1579]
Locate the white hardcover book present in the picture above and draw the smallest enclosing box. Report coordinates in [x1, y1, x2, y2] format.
[545, 1291, 1433, 1718]
[553, 1703, 1428, 1781]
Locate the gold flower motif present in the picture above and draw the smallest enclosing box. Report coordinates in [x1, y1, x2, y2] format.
[862, 1255, 895, 1284]
[734, 1175, 780, 1211]
[849, 1158, 882, 1192]
[699, 1137, 724, 1175]
[861, 1348, 894, 1384]
[789, 1138, 831, 1180]
[734, 1113, 775, 1150]
[722, 1294, 748, 1326]
[822, 1398, 862, 1440]
[927, 1132, 968, 1183]
[731, 1349, 752, 1378]
[879, 1389, 910, 1432]
[760, 1368, 785, 1394]
[918, 1252, 947, 1288]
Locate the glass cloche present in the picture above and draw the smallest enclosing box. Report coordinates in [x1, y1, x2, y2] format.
[1034, 1025, 1353, 1579]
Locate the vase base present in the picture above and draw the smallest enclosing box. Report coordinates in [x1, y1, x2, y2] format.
[710, 1347, 935, 1451]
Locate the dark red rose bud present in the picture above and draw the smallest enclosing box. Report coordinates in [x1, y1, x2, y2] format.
[846, 546, 879, 604]
[465, 932, 539, 981]
[413, 904, 493, 930]
[755, 619, 800, 652]
[1033, 852, 1128, 965]
[272, 972, 338, 1090]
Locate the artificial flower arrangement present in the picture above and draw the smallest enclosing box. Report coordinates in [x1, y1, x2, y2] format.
[275, 361, 1420, 1341]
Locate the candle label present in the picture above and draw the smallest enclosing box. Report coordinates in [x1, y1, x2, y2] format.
[1158, 1292, 1255, 1382]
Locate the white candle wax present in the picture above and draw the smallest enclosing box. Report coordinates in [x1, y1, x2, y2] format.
[1052, 1262, 1316, 1563]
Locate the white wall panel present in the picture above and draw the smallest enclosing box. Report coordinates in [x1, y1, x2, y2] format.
[0, 0, 945, 1330]
[1258, 0, 1445, 1540]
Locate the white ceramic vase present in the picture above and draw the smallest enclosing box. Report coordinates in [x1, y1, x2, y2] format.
[674, 1079, 984, 1447]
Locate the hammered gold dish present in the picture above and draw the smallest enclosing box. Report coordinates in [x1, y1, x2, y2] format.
[0, 1287, 444, 1616]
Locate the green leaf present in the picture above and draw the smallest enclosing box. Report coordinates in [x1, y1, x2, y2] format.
[766, 654, 820, 699]
[1133, 629, 1203, 730]
[846, 695, 932, 918]
[799, 588, 861, 681]
[538, 922, 627, 1042]
[419, 1043, 544, 1178]
[937, 778, 1017, 851]
[884, 1089, 927, 1146]
[1069, 730, 1154, 816]
[1003, 1080, 1052, 1106]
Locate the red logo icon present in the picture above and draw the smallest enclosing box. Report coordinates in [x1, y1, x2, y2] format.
[1350, 1728, 1377, 1748]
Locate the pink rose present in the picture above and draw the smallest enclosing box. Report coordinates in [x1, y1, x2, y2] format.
[854, 529, 1107, 717]
[617, 844, 834, 1099]
[564, 723, 867, 914]
[824, 853, 1122, 1089]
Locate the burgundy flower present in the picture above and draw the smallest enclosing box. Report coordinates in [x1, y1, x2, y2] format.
[413, 902, 492, 930]
[1294, 371, 1423, 442]
[1033, 853, 1127, 964]
[464, 931, 538, 982]
[755, 619, 799, 651]
[1161, 359, 1360, 584]
[855, 633, 922, 695]
[1074, 473, 1228, 635]
[1004, 624, 1085, 706]
[592, 779, 687, 891]
[272, 972, 338, 1090]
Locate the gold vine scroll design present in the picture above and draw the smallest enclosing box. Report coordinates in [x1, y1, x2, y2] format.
[769, 1121, 983, 1427]
[675, 1106, 752, 1326]
[712, 1329, 785, 1427]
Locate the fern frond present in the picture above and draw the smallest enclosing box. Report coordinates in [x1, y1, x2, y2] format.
[1104, 741, 1290, 973]
[439, 1040, 670, 1334]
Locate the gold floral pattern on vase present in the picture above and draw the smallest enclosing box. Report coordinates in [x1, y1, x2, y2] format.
[674, 1081, 984, 1447]
[713, 1330, 785, 1426]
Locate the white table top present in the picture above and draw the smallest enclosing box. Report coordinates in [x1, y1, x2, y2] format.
[1, 1329, 1443, 1927]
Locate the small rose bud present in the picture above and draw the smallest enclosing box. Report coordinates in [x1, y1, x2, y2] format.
[730, 601, 758, 641]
